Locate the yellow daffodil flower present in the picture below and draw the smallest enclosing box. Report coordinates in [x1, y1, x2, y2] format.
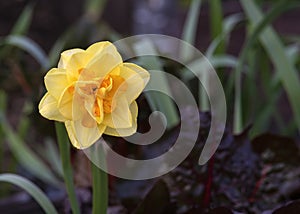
[39, 41, 150, 149]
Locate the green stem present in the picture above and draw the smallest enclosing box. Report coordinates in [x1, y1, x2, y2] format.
[209, 0, 224, 54]
[55, 122, 80, 214]
[92, 156, 108, 214]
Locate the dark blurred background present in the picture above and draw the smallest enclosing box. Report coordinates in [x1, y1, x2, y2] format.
[1, 0, 300, 54]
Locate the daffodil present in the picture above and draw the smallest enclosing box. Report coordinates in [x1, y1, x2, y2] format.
[39, 41, 150, 149]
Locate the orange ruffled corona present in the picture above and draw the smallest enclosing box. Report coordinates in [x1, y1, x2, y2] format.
[39, 41, 150, 149]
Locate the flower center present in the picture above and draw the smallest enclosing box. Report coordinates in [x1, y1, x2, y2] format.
[94, 74, 126, 116]
[73, 68, 127, 123]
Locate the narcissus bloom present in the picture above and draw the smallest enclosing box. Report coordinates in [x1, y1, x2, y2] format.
[39, 42, 150, 149]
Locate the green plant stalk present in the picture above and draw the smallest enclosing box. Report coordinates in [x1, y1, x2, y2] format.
[199, 73, 209, 111]
[250, 50, 281, 137]
[180, 0, 202, 62]
[55, 122, 80, 214]
[209, 0, 224, 54]
[11, 3, 34, 35]
[92, 162, 108, 214]
[133, 39, 179, 129]
[234, 0, 300, 133]
[206, 13, 243, 58]
[243, 42, 257, 126]
[181, 0, 207, 110]
[84, 0, 107, 21]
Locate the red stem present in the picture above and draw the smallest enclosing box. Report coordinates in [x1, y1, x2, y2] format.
[248, 165, 270, 203]
[203, 155, 215, 207]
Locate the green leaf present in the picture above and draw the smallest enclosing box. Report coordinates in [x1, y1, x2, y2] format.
[0, 173, 58, 214]
[0, 3, 35, 58]
[17, 101, 32, 139]
[0, 113, 60, 186]
[84, 0, 107, 21]
[235, 0, 300, 134]
[180, 0, 202, 62]
[44, 138, 64, 178]
[133, 39, 179, 129]
[206, 13, 243, 57]
[182, 54, 239, 81]
[223, 13, 244, 35]
[0, 35, 49, 69]
[48, 35, 68, 67]
[11, 3, 34, 35]
[250, 43, 299, 137]
[209, 0, 224, 54]
[285, 44, 299, 64]
[250, 89, 281, 137]
[0, 90, 7, 112]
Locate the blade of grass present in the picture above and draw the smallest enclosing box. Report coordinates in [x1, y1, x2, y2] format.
[55, 122, 80, 214]
[0, 35, 49, 69]
[48, 19, 121, 67]
[17, 101, 32, 139]
[250, 89, 281, 137]
[0, 3, 35, 57]
[234, 0, 300, 133]
[286, 44, 299, 64]
[0, 174, 58, 214]
[206, 13, 243, 57]
[11, 3, 34, 35]
[250, 44, 299, 137]
[181, 54, 239, 111]
[48, 35, 68, 67]
[180, 0, 202, 62]
[242, 44, 258, 125]
[182, 54, 239, 81]
[207, 13, 244, 98]
[84, 0, 107, 21]
[44, 138, 64, 178]
[209, 0, 224, 54]
[133, 39, 179, 129]
[0, 90, 7, 114]
[0, 114, 60, 186]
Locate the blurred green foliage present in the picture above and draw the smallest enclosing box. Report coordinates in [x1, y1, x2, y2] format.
[0, 0, 300, 211]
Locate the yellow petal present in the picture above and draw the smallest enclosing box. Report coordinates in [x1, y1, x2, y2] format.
[44, 68, 69, 99]
[86, 41, 121, 61]
[84, 97, 104, 124]
[123, 63, 150, 86]
[65, 51, 88, 82]
[38, 93, 65, 122]
[102, 96, 132, 128]
[86, 44, 122, 77]
[65, 120, 105, 149]
[104, 101, 138, 136]
[58, 48, 85, 69]
[69, 82, 97, 122]
[81, 108, 96, 128]
[85, 41, 112, 57]
[57, 85, 74, 120]
[119, 63, 150, 103]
